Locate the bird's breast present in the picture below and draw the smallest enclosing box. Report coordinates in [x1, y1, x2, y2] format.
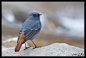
[22, 20, 39, 30]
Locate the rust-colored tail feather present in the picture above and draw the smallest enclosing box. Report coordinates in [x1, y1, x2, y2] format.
[15, 34, 24, 52]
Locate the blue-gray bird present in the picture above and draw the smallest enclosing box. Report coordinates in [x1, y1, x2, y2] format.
[15, 12, 42, 52]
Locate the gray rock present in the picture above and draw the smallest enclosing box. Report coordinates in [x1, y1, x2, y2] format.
[2, 43, 84, 56]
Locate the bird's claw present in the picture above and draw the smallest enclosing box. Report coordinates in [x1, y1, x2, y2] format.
[24, 46, 31, 50]
[33, 46, 41, 49]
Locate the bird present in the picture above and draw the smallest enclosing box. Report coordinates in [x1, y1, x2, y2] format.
[15, 12, 42, 52]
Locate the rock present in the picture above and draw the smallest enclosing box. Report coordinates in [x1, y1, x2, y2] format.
[2, 43, 84, 56]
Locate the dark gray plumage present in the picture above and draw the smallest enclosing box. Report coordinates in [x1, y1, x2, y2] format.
[17, 12, 42, 44]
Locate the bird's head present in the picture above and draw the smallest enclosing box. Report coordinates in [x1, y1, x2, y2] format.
[27, 12, 42, 20]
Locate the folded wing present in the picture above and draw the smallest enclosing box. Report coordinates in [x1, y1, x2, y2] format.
[17, 27, 40, 44]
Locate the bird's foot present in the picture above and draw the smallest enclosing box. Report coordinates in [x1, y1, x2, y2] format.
[24, 46, 31, 50]
[33, 46, 41, 49]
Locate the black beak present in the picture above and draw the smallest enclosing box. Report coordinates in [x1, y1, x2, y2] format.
[39, 14, 42, 15]
[38, 14, 42, 17]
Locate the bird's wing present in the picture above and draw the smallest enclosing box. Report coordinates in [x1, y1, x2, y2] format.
[17, 27, 41, 43]
[23, 27, 40, 43]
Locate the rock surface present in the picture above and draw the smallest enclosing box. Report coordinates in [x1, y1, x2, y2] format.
[2, 43, 84, 56]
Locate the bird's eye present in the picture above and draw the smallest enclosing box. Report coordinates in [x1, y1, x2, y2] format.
[33, 14, 36, 17]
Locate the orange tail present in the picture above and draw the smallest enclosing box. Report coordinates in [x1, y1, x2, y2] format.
[15, 34, 24, 52]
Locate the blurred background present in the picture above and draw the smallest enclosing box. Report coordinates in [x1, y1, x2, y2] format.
[2, 2, 84, 48]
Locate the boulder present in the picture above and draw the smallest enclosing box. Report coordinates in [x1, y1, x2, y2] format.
[2, 43, 84, 56]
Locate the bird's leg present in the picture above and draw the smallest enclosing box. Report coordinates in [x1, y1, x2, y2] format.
[24, 42, 31, 50]
[31, 40, 41, 49]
